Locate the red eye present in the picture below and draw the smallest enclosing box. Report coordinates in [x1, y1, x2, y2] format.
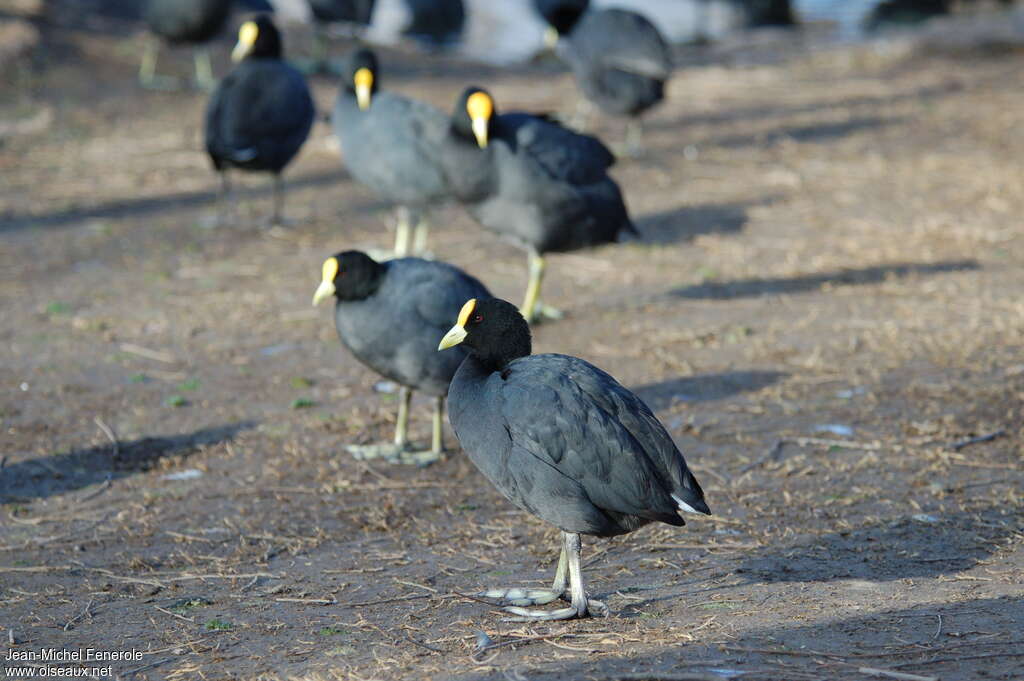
[473, 314, 483, 323]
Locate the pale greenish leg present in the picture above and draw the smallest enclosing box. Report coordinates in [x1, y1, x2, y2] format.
[479, 543, 569, 608]
[571, 97, 593, 132]
[431, 396, 444, 456]
[348, 389, 445, 465]
[347, 386, 411, 462]
[394, 394, 446, 466]
[271, 174, 285, 227]
[193, 47, 215, 91]
[393, 207, 412, 257]
[520, 251, 544, 324]
[411, 218, 431, 258]
[216, 171, 238, 227]
[503, 532, 609, 621]
[520, 252, 564, 325]
[624, 119, 645, 158]
[394, 385, 410, 446]
[139, 40, 178, 90]
[139, 40, 156, 84]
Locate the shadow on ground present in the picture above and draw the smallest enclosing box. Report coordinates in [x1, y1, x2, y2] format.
[736, 505, 1023, 584]
[456, 595, 1024, 680]
[706, 116, 900, 149]
[633, 370, 787, 410]
[653, 81, 961, 132]
[0, 421, 255, 501]
[0, 169, 357, 233]
[634, 199, 759, 246]
[668, 259, 980, 300]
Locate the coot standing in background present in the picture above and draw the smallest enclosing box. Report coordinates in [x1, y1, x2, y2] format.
[205, 15, 315, 227]
[534, 0, 672, 155]
[439, 87, 634, 324]
[313, 251, 491, 464]
[304, 0, 375, 73]
[438, 298, 710, 619]
[141, 0, 233, 89]
[333, 49, 451, 257]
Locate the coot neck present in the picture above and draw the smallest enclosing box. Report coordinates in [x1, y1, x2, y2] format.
[335, 260, 386, 301]
[468, 333, 531, 374]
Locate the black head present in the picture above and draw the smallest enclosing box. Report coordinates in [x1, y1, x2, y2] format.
[312, 250, 385, 305]
[534, 0, 589, 35]
[232, 15, 282, 61]
[344, 48, 379, 109]
[450, 86, 495, 149]
[437, 298, 531, 371]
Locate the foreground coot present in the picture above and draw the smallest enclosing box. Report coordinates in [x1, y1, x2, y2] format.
[313, 251, 490, 464]
[438, 297, 710, 619]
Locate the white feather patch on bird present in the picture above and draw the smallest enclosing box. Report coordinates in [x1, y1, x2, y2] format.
[672, 493, 701, 515]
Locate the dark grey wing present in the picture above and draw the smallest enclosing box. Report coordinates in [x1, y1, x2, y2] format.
[500, 113, 616, 185]
[236, 65, 314, 139]
[205, 72, 244, 165]
[499, 354, 705, 525]
[571, 8, 672, 81]
[209, 63, 314, 169]
[335, 92, 450, 205]
[404, 260, 490, 334]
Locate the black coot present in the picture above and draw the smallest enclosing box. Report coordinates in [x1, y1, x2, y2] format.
[534, 0, 672, 154]
[333, 49, 451, 256]
[141, 0, 233, 89]
[304, 0, 375, 73]
[439, 87, 634, 323]
[205, 15, 315, 226]
[438, 297, 710, 619]
[313, 251, 491, 464]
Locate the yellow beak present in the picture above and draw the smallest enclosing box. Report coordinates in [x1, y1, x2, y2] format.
[438, 298, 476, 350]
[232, 21, 258, 62]
[312, 280, 336, 306]
[543, 26, 559, 50]
[471, 117, 489, 148]
[354, 67, 373, 111]
[313, 257, 339, 306]
[437, 324, 467, 350]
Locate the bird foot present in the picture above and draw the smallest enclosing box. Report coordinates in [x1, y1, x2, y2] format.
[293, 57, 345, 77]
[501, 598, 608, 622]
[192, 76, 217, 92]
[478, 587, 567, 607]
[139, 74, 180, 91]
[612, 142, 647, 160]
[523, 302, 564, 325]
[346, 443, 442, 466]
[365, 248, 399, 262]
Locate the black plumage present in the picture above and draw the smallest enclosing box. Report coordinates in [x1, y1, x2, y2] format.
[438, 297, 709, 619]
[534, 0, 672, 151]
[439, 87, 634, 322]
[333, 49, 451, 255]
[313, 251, 491, 463]
[301, 0, 374, 75]
[141, 0, 234, 88]
[401, 0, 465, 47]
[307, 0, 375, 25]
[205, 15, 315, 226]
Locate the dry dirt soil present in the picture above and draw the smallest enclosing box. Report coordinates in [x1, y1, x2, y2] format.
[1, 6, 1022, 681]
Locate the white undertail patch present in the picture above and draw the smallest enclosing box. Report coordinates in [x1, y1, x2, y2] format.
[672, 493, 701, 515]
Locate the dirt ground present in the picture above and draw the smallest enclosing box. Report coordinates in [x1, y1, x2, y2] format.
[2, 6, 1023, 681]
